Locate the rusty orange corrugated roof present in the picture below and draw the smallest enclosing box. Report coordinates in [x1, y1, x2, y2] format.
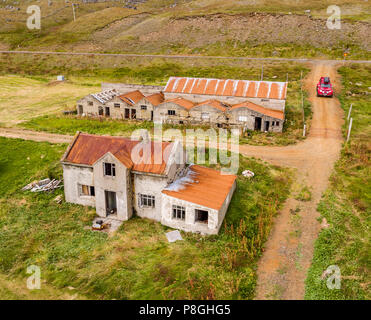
[62, 133, 173, 175]
[193, 99, 229, 112]
[162, 165, 237, 210]
[164, 97, 195, 110]
[164, 77, 288, 100]
[230, 101, 284, 120]
[146, 92, 165, 106]
[119, 90, 145, 105]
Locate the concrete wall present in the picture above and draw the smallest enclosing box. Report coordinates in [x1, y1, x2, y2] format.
[188, 104, 227, 125]
[92, 153, 132, 221]
[216, 180, 237, 232]
[161, 194, 220, 235]
[131, 98, 155, 121]
[153, 102, 189, 124]
[133, 173, 168, 221]
[77, 96, 105, 116]
[62, 163, 95, 207]
[229, 108, 284, 132]
[101, 83, 164, 95]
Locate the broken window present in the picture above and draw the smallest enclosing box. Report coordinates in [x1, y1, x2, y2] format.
[172, 205, 185, 220]
[276, 121, 280, 126]
[272, 121, 275, 126]
[201, 112, 210, 120]
[79, 184, 95, 196]
[195, 209, 208, 223]
[139, 194, 155, 208]
[168, 110, 176, 116]
[141, 105, 147, 110]
[114, 103, 121, 108]
[104, 163, 116, 177]
[88, 101, 93, 106]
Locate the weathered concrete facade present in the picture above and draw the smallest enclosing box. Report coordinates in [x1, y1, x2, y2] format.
[61, 133, 237, 235]
[228, 106, 284, 132]
[153, 100, 192, 124]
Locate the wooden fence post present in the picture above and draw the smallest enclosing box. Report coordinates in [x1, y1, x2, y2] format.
[347, 118, 353, 142]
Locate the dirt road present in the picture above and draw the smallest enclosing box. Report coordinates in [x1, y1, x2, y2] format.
[0, 128, 72, 144]
[1, 50, 370, 64]
[0, 61, 344, 300]
[239, 61, 344, 299]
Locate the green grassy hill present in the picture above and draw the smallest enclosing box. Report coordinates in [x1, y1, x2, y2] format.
[0, 0, 370, 59]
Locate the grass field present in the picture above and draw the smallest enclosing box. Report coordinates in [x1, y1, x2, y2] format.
[305, 64, 370, 300]
[0, 75, 99, 126]
[0, 137, 291, 299]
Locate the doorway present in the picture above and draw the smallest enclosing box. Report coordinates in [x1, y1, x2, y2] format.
[254, 117, 262, 131]
[105, 106, 110, 117]
[151, 111, 153, 121]
[125, 108, 130, 119]
[131, 109, 136, 119]
[105, 191, 117, 215]
[78, 105, 83, 114]
[265, 121, 270, 132]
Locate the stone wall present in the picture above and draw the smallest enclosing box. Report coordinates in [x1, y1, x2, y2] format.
[101, 83, 164, 95]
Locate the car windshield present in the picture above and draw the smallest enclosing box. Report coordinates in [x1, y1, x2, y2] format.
[321, 84, 331, 88]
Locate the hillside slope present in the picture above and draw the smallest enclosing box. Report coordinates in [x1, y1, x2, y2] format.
[0, 0, 370, 59]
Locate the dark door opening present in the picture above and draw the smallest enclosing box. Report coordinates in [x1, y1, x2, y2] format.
[195, 209, 208, 224]
[78, 105, 83, 114]
[254, 117, 262, 131]
[124, 108, 129, 119]
[265, 121, 270, 132]
[98, 107, 103, 116]
[105, 107, 110, 117]
[131, 109, 136, 119]
[105, 191, 117, 215]
[151, 111, 153, 121]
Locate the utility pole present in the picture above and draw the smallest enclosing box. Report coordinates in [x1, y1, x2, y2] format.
[300, 70, 305, 136]
[72, 3, 76, 22]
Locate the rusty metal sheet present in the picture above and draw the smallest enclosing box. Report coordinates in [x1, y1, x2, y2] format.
[162, 165, 237, 210]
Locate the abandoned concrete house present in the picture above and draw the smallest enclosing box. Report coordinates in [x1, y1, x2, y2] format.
[61, 132, 237, 235]
[77, 76, 287, 132]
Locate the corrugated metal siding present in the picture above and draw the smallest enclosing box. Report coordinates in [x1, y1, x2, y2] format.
[162, 165, 237, 210]
[164, 77, 287, 100]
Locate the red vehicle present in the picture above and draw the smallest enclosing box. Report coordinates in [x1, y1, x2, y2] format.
[316, 77, 333, 97]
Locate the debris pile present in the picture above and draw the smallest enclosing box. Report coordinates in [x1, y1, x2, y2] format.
[22, 178, 62, 193]
[242, 170, 255, 178]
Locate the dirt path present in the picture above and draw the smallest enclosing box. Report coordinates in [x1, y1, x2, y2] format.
[0, 61, 345, 300]
[1, 50, 371, 64]
[239, 61, 344, 299]
[0, 128, 73, 144]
